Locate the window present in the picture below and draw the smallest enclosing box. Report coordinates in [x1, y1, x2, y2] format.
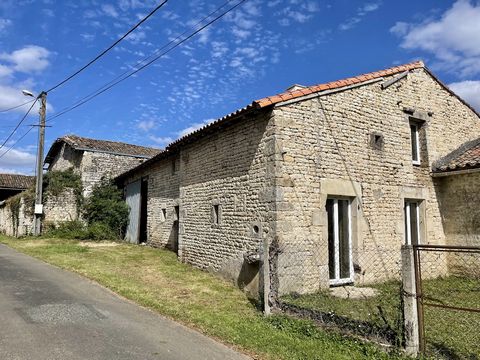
[410, 122, 420, 165]
[404, 200, 421, 245]
[212, 204, 221, 225]
[160, 208, 166, 222]
[171, 158, 177, 174]
[326, 198, 353, 285]
[174, 205, 180, 222]
[370, 132, 384, 150]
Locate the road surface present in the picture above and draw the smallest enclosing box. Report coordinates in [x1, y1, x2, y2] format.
[0, 244, 250, 360]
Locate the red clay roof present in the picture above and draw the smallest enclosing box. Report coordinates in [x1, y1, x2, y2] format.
[254, 61, 425, 108]
[0, 174, 35, 190]
[434, 138, 480, 173]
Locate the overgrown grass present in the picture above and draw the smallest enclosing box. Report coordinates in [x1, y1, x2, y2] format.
[0, 235, 408, 360]
[282, 277, 480, 359]
[282, 281, 403, 344]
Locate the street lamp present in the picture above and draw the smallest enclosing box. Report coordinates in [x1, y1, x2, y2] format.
[22, 89, 47, 236]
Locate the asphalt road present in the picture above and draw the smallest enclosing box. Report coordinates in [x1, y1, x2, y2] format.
[0, 244, 250, 360]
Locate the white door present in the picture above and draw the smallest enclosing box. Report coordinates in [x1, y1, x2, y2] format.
[125, 180, 141, 244]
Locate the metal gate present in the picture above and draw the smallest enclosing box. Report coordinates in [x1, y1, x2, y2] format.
[413, 244, 480, 358]
[124, 180, 141, 244]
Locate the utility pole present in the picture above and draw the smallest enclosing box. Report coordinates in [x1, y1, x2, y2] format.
[33, 91, 47, 236]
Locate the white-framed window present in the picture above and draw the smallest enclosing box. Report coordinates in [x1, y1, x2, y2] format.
[404, 200, 421, 245]
[326, 198, 353, 286]
[410, 122, 420, 165]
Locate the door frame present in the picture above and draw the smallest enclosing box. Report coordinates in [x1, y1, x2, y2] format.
[327, 197, 354, 286]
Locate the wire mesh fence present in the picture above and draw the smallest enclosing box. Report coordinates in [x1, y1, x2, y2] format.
[414, 245, 480, 359]
[269, 231, 406, 346]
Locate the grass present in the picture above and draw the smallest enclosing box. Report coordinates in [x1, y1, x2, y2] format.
[282, 281, 403, 344]
[282, 276, 480, 359]
[0, 235, 408, 360]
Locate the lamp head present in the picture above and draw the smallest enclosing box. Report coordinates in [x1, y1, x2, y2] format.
[22, 90, 34, 97]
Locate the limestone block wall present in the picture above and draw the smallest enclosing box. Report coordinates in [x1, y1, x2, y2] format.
[272, 68, 480, 294]
[122, 112, 276, 297]
[43, 188, 79, 224]
[79, 151, 147, 197]
[0, 197, 33, 236]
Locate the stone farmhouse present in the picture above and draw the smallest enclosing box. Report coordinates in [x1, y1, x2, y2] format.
[114, 60, 479, 298]
[0, 135, 159, 236]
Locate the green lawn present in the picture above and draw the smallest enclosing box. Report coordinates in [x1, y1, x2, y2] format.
[282, 276, 480, 359]
[0, 235, 407, 360]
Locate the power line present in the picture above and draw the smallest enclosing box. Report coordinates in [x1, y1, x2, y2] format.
[0, 99, 38, 150]
[48, 0, 247, 121]
[0, 127, 34, 159]
[46, 0, 169, 93]
[49, 0, 235, 122]
[0, 99, 35, 113]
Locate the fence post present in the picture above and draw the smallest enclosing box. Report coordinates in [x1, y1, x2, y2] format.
[261, 234, 271, 316]
[401, 245, 419, 356]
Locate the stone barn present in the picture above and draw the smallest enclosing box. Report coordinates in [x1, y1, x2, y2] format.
[116, 61, 480, 298]
[0, 135, 159, 235]
[0, 174, 34, 201]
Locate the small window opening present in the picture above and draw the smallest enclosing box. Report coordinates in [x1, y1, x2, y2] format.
[410, 122, 420, 165]
[171, 158, 177, 174]
[174, 205, 179, 222]
[161, 208, 167, 222]
[213, 204, 221, 225]
[253, 225, 259, 234]
[370, 132, 384, 150]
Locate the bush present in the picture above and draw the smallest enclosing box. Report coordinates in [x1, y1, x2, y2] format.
[46, 220, 89, 239]
[83, 179, 129, 239]
[45, 220, 118, 241]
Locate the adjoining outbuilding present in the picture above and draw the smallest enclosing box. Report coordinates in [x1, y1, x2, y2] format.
[112, 60, 480, 299]
[0, 135, 160, 236]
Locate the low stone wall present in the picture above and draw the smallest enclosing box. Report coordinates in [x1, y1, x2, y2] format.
[0, 188, 79, 236]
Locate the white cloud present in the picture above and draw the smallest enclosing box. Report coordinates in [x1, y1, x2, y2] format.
[126, 30, 146, 43]
[137, 119, 156, 131]
[149, 135, 173, 148]
[102, 4, 119, 18]
[339, 1, 381, 31]
[391, 0, 480, 77]
[0, 148, 36, 173]
[449, 80, 480, 111]
[0, 45, 50, 73]
[0, 18, 12, 32]
[0, 64, 13, 77]
[177, 118, 215, 138]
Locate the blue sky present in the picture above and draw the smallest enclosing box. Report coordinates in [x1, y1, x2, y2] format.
[0, 0, 479, 174]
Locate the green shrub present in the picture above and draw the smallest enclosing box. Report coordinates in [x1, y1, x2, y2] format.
[43, 168, 83, 211]
[46, 220, 88, 239]
[86, 222, 116, 241]
[83, 179, 129, 239]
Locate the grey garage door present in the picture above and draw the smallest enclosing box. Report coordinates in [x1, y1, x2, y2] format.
[124, 180, 141, 244]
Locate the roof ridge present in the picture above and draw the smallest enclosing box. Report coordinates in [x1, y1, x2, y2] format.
[433, 137, 480, 172]
[253, 60, 425, 108]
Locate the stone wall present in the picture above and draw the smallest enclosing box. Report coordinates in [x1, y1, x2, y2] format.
[272, 68, 480, 294]
[435, 172, 480, 247]
[0, 196, 34, 237]
[43, 188, 79, 224]
[79, 151, 147, 197]
[123, 112, 276, 297]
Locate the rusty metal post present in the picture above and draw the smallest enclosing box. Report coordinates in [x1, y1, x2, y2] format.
[413, 245, 426, 354]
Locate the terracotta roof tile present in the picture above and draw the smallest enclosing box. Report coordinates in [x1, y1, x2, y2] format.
[433, 138, 480, 172]
[0, 174, 34, 189]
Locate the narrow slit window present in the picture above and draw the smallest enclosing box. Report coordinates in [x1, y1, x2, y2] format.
[410, 122, 420, 165]
[161, 208, 166, 222]
[213, 204, 221, 225]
